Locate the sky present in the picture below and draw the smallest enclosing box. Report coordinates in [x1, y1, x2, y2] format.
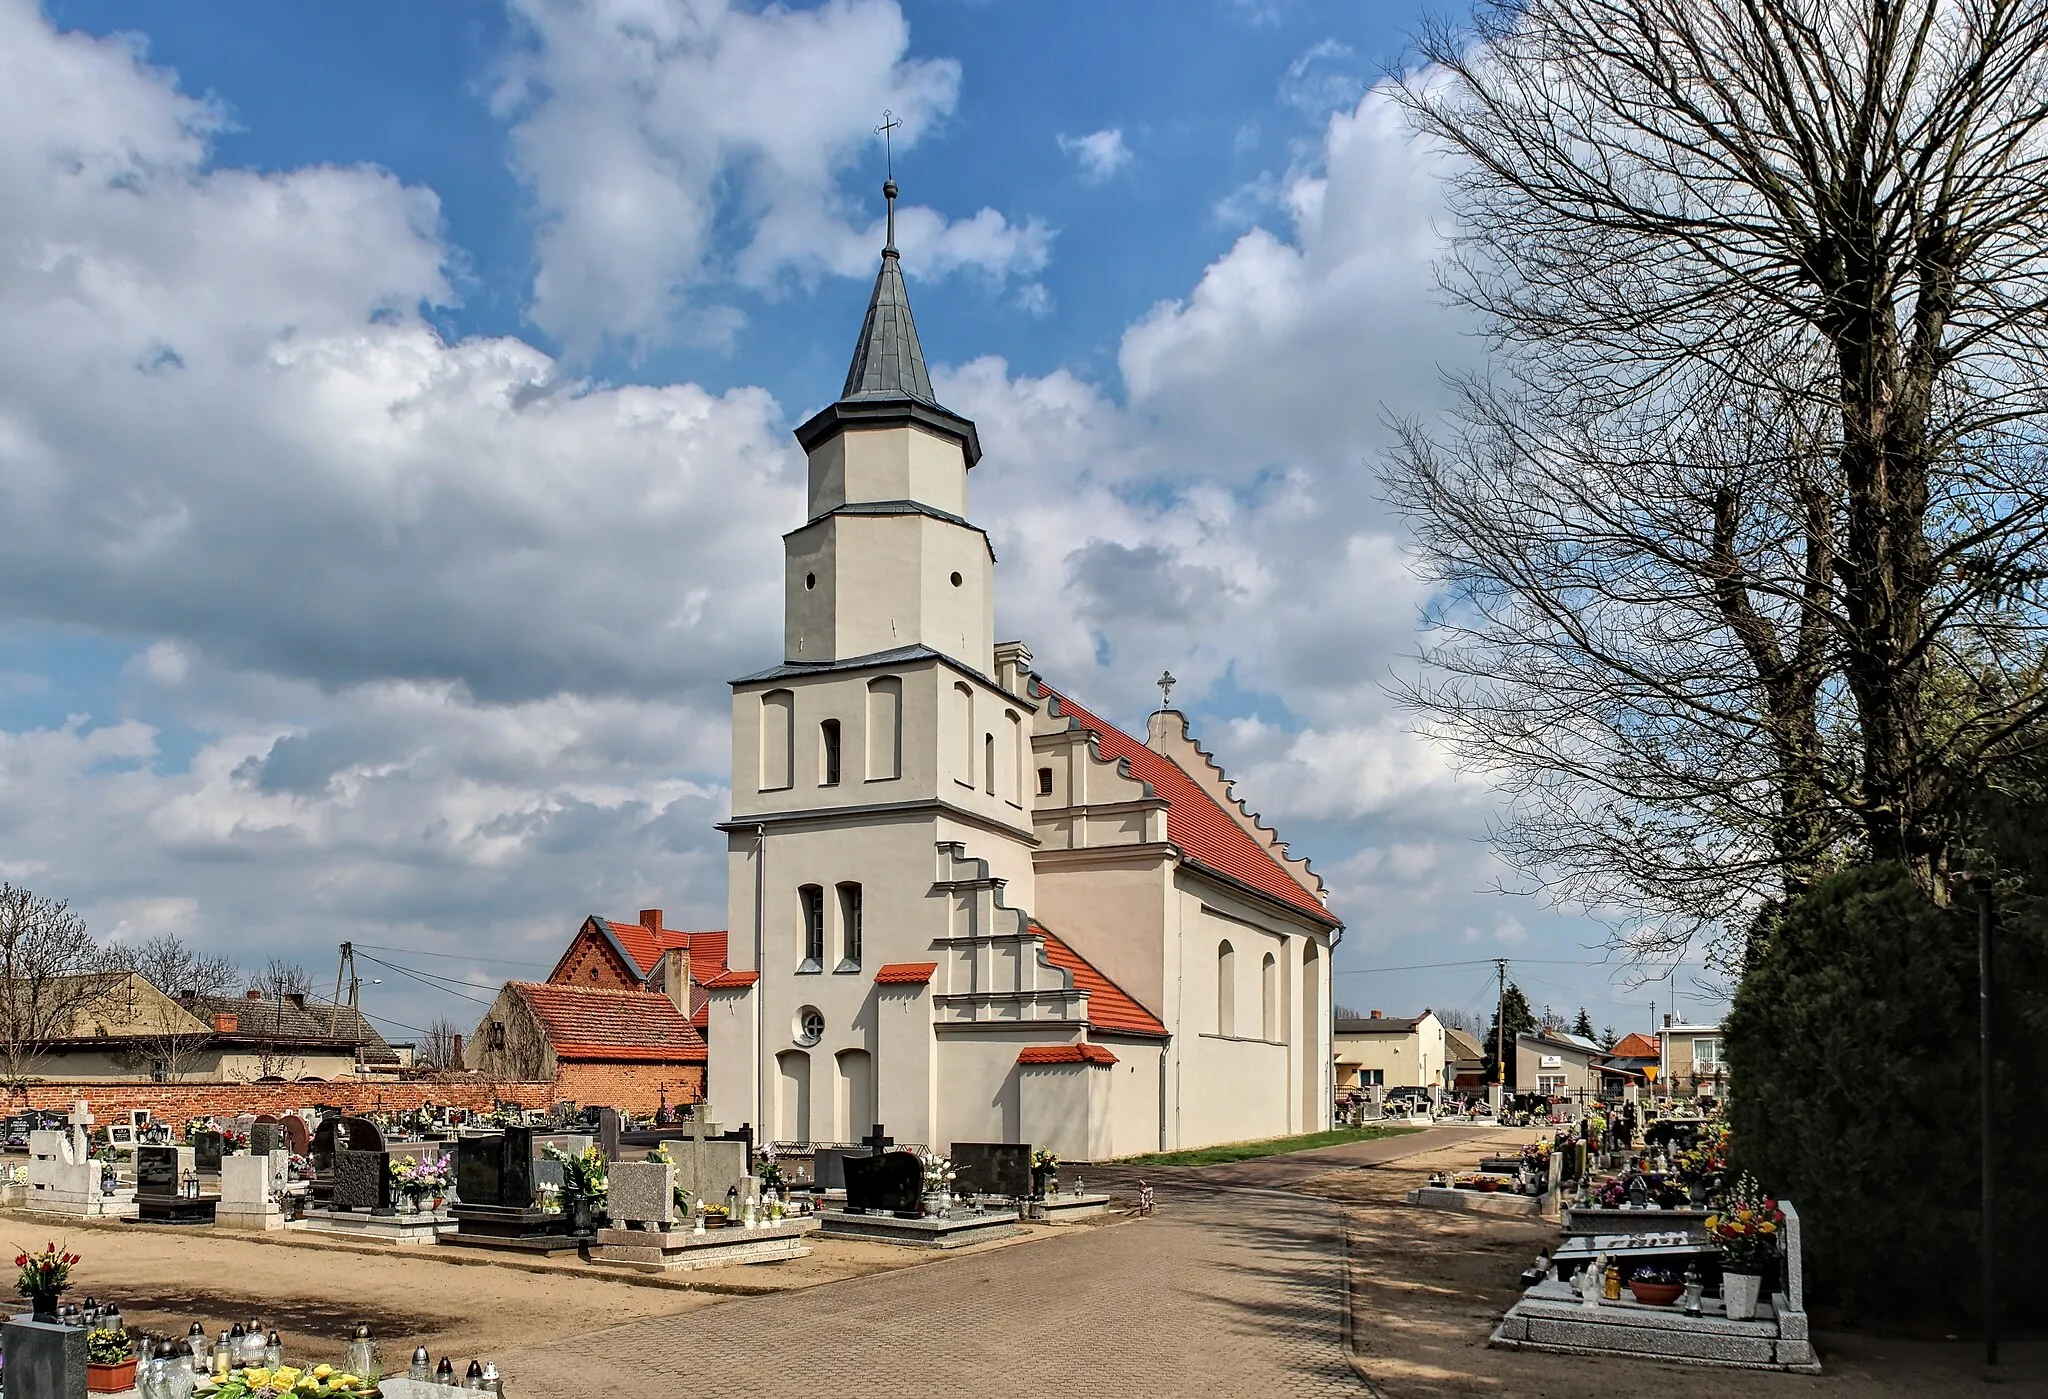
[0, 0, 1729, 1051]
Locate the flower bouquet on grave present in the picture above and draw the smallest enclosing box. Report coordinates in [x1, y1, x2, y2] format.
[1705, 1172, 1783, 1319]
[183, 1117, 213, 1142]
[1594, 1177, 1628, 1208]
[15, 1241, 78, 1318]
[220, 1128, 249, 1154]
[206, 1363, 378, 1399]
[1030, 1150, 1060, 1198]
[543, 1144, 608, 1231]
[917, 1150, 956, 1216]
[756, 1143, 785, 1196]
[287, 1154, 311, 1181]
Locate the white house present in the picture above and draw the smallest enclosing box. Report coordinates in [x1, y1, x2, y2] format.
[704, 186, 1343, 1161]
[1333, 1010, 1448, 1091]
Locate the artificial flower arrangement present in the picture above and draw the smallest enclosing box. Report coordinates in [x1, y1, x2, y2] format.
[15, 1241, 79, 1305]
[386, 1154, 452, 1200]
[1030, 1150, 1060, 1171]
[756, 1142, 784, 1193]
[1595, 1177, 1628, 1208]
[1704, 1172, 1784, 1274]
[1452, 1172, 1517, 1193]
[645, 1144, 694, 1212]
[287, 1154, 312, 1181]
[917, 1149, 956, 1194]
[1676, 1124, 1730, 1186]
[183, 1118, 214, 1142]
[201, 1363, 375, 1399]
[542, 1144, 608, 1202]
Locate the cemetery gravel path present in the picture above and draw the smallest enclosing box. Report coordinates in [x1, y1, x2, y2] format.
[497, 1186, 1364, 1398]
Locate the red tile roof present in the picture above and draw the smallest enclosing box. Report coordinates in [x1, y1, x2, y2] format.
[1018, 1044, 1118, 1066]
[512, 982, 706, 1063]
[1609, 1033, 1661, 1060]
[601, 919, 729, 981]
[874, 962, 938, 985]
[1033, 925, 1169, 1038]
[1038, 686, 1339, 927]
[704, 969, 759, 990]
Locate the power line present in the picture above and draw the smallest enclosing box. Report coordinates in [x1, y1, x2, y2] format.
[354, 953, 501, 1009]
[352, 944, 552, 969]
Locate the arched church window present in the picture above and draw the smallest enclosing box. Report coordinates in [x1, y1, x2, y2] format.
[984, 734, 996, 795]
[760, 690, 794, 790]
[953, 683, 975, 785]
[1262, 952, 1278, 1041]
[1006, 711, 1023, 805]
[866, 677, 902, 780]
[798, 886, 825, 972]
[837, 882, 863, 969]
[820, 719, 842, 786]
[1217, 940, 1236, 1036]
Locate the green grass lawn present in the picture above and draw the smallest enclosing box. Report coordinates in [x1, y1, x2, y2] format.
[1110, 1124, 1424, 1167]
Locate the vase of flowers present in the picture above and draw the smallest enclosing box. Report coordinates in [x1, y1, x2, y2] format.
[918, 1149, 955, 1218]
[544, 1144, 608, 1233]
[1705, 1172, 1783, 1320]
[15, 1242, 78, 1320]
[1031, 1150, 1059, 1200]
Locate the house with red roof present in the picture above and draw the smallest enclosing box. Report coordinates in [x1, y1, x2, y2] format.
[703, 191, 1342, 1160]
[461, 908, 727, 1112]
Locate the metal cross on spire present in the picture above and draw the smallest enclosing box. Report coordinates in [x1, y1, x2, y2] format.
[876, 110, 902, 253]
[1157, 670, 1177, 710]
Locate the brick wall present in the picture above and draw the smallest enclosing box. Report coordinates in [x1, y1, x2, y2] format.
[551, 1061, 704, 1114]
[5, 1079, 560, 1121]
[554, 930, 642, 991]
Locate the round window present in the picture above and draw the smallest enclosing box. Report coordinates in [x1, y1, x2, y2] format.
[794, 1006, 824, 1047]
[949, 571, 963, 587]
[804, 572, 817, 590]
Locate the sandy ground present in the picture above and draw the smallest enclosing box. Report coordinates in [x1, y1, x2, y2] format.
[0, 1210, 1068, 1370]
[1299, 1133, 2048, 1397]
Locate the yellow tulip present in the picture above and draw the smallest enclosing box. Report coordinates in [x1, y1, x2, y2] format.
[312, 1366, 332, 1379]
[1760, 1221, 1776, 1234]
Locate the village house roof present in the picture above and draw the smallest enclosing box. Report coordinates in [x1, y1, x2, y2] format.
[1443, 1026, 1486, 1061]
[1609, 1032, 1662, 1060]
[1037, 685, 1340, 929]
[509, 982, 707, 1064]
[183, 992, 399, 1064]
[548, 911, 730, 1032]
[1334, 1014, 1428, 1035]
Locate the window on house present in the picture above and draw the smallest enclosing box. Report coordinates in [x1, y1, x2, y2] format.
[836, 883, 863, 970]
[799, 885, 825, 971]
[488, 1022, 506, 1051]
[1038, 766, 1054, 797]
[1537, 1073, 1567, 1095]
[1217, 940, 1236, 1036]
[820, 719, 842, 786]
[1694, 1038, 1722, 1066]
[1362, 1068, 1384, 1088]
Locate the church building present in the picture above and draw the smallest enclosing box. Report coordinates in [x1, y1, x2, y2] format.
[705, 183, 1342, 1160]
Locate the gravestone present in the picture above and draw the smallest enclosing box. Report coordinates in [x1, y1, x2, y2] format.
[106, 1125, 136, 1151]
[456, 1127, 535, 1209]
[3, 1316, 86, 1399]
[340, 1116, 386, 1153]
[281, 1116, 311, 1156]
[596, 1107, 623, 1161]
[607, 1161, 676, 1229]
[191, 1131, 225, 1175]
[951, 1142, 1031, 1199]
[66, 1101, 92, 1163]
[249, 1121, 281, 1157]
[668, 1117, 749, 1209]
[134, 1144, 212, 1225]
[309, 1117, 340, 1170]
[843, 1150, 923, 1217]
[810, 1146, 854, 1191]
[332, 1151, 393, 1213]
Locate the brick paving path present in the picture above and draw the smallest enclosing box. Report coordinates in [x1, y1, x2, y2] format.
[499, 1187, 1365, 1398]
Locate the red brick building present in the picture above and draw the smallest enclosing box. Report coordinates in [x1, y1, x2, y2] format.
[463, 909, 728, 1112]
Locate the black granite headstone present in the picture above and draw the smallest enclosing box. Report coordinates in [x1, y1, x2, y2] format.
[310, 1116, 340, 1169]
[456, 1134, 506, 1208]
[810, 1147, 852, 1191]
[191, 1131, 225, 1174]
[843, 1150, 923, 1217]
[340, 1116, 386, 1153]
[137, 1145, 180, 1197]
[596, 1107, 623, 1161]
[950, 1142, 1031, 1199]
[249, 1122, 281, 1157]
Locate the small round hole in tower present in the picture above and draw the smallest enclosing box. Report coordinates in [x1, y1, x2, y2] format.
[950, 571, 963, 587]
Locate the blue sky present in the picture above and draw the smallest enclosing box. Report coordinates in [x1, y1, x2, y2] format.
[0, 0, 1726, 1049]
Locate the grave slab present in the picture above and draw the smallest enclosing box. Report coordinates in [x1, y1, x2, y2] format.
[816, 1206, 1023, 1249]
[3, 1315, 86, 1399]
[1404, 1186, 1542, 1216]
[1029, 1193, 1112, 1224]
[589, 1218, 815, 1272]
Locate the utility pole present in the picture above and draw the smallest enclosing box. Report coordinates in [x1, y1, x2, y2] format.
[1494, 959, 1508, 1085]
[329, 942, 353, 1037]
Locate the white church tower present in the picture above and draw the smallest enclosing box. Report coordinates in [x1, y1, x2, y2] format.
[705, 177, 1341, 1159]
[706, 177, 1052, 1148]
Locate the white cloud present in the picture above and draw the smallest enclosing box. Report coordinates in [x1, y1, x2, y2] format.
[1056, 127, 1131, 185]
[495, 0, 1052, 356]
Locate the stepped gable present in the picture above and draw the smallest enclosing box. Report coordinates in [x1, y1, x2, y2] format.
[511, 982, 707, 1062]
[1032, 925, 1168, 1038]
[1146, 710, 1325, 900]
[1035, 683, 1340, 927]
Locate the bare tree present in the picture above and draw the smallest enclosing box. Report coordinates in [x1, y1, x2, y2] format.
[420, 1017, 466, 1070]
[250, 959, 314, 998]
[1391, 0, 2048, 957]
[114, 933, 240, 1000]
[0, 884, 110, 1084]
[103, 978, 212, 1083]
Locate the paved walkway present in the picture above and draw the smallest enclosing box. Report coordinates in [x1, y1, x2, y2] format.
[500, 1186, 1366, 1398]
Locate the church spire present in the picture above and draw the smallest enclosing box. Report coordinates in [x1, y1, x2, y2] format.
[839, 175, 936, 404]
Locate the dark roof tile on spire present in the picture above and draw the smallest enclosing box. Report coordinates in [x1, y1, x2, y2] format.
[841, 252, 936, 404]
